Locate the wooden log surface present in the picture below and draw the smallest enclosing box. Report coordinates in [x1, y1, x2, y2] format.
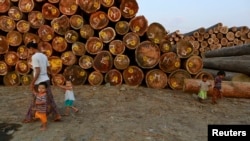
[63, 65, 87, 85]
[114, 54, 130, 70]
[104, 69, 123, 86]
[88, 71, 103, 86]
[123, 65, 144, 87]
[159, 52, 181, 73]
[168, 69, 191, 90]
[93, 51, 113, 73]
[145, 69, 168, 89]
[183, 78, 250, 98]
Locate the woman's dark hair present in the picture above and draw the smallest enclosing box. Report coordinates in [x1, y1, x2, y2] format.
[217, 70, 226, 76]
[26, 41, 38, 49]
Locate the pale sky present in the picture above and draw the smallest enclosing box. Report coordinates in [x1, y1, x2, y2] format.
[136, 0, 250, 34]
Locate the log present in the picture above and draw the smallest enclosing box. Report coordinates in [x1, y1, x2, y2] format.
[20, 74, 32, 86]
[0, 36, 9, 54]
[38, 25, 54, 42]
[72, 41, 86, 56]
[48, 56, 63, 75]
[226, 31, 235, 41]
[69, 15, 85, 30]
[8, 6, 23, 21]
[120, 0, 138, 19]
[38, 41, 53, 57]
[23, 32, 40, 45]
[159, 40, 172, 53]
[202, 68, 250, 82]
[129, 15, 148, 36]
[48, 0, 60, 3]
[113, 54, 130, 70]
[79, 24, 94, 40]
[204, 43, 250, 58]
[42, 3, 60, 20]
[115, 21, 129, 35]
[0, 16, 16, 32]
[135, 41, 161, 69]
[17, 45, 29, 60]
[16, 20, 30, 33]
[15, 60, 30, 75]
[63, 65, 87, 85]
[174, 39, 194, 58]
[123, 32, 140, 49]
[159, 52, 181, 73]
[4, 51, 19, 66]
[183, 55, 203, 75]
[100, 0, 114, 8]
[59, 0, 78, 15]
[60, 51, 77, 66]
[3, 71, 20, 86]
[183, 79, 250, 98]
[78, 55, 93, 69]
[89, 11, 109, 30]
[85, 37, 103, 55]
[88, 71, 104, 86]
[28, 11, 45, 29]
[168, 69, 191, 90]
[52, 36, 68, 52]
[123, 65, 144, 87]
[194, 70, 214, 80]
[203, 57, 250, 75]
[145, 69, 168, 89]
[78, 0, 101, 14]
[6, 30, 22, 47]
[109, 40, 125, 55]
[64, 30, 79, 43]
[51, 15, 70, 35]
[18, 0, 35, 13]
[107, 6, 121, 22]
[93, 51, 113, 73]
[104, 69, 123, 86]
[99, 27, 116, 43]
[0, 0, 11, 13]
[147, 22, 166, 44]
[0, 61, 8, 76]
[51, 74, 65, 86]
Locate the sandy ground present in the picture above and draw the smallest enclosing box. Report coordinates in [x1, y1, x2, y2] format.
[0, 84, 250, 141]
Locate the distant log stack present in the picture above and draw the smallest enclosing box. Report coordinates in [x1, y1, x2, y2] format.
[0, 0, 249, 92]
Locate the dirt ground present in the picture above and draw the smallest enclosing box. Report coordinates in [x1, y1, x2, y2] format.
[0, 84, 250, 141]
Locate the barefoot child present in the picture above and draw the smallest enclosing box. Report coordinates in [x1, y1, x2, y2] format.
[33, 82, 48, 131]
[198, 75, 212, 103]
[58, 80, 79, 115]
[212, 70, 226, 104]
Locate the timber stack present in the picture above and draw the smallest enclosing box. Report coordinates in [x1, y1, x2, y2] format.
[0, 0, 247, 92]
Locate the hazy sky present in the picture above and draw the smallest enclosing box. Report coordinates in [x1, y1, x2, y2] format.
[136, 0, 250, 34]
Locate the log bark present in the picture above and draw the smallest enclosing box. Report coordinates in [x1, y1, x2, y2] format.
[104, 69, 123, 86]
[78, 55, 93, 69]
[168, 69, 191, 90]
[93, 51, 113, 73]
[203, 57, 250, 75]
[88, 70, 103, 86]
[135, 41, 161, 69]
[183, 79, 250, 98]
[145, 69, 168, 89]
[114, 54, 130, 70]
[63, 65, 87, 85]
[159, 52, 181, 73]
[204, 43, 250, 58]
[123, 65, 144, 87]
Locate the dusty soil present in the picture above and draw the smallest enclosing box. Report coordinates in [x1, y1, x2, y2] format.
[0, 84, 250, 141]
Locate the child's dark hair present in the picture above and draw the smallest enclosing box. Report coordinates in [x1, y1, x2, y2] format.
[39, 82, 48, 88]
[202, 74, 208, 79]
[217, 70, 226, 76]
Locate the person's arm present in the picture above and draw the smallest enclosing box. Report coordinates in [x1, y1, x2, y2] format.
[30, 67, 40, 91]
[57, 84, 72, 90]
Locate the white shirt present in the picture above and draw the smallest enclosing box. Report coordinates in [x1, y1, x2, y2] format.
[65, 90, 75, 101]
[31, 52, 50, 84]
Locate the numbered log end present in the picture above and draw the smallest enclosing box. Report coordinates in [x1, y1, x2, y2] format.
[88, 71, 103, 86]
[114, 54, 130, 70]
[159, 52, 181, 73]
[168, 69, 191, 90]
[145, 69, 168, 89]
[93, 51, 113, 73]
[63, 65, 87, 85]
[184, 55, 203, 75]
[123, 66, 144, 87]
[105, 69, 123, 86]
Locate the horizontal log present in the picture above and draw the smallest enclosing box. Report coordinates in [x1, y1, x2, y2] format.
[63, 65, 88, 85]
[85, 37, 103, 55]
[194, 70, 214, 80]
[104, 69, 123, 86]
[129, 15, 148, 36]
[3, 71, 20, 86]
[101, 0, 114, 8]
[159, 52, 181, 73]
[72, 41, 86, 56]
[183, 55, 203, 75]
[204, 43, 250, 58]
[52, 36, 68, 52]
[89, 11, 109, 30]
[147, 22, 166, 44]
[168, 69, 191, 90]
[23, 32, 40, 45]
[20, 74, 32, 86]
[38, 25, 55, 42]
[145, 69, 168, 89]
[48, 56, 63, 75]
[88, 71, 104, 86]
[7, 30, 22, 47]
[64, 30, 79, 43]
[28, 11, 45, 29]
[61, 51, 77, 66]
[115, 21, 129, 35]
[175, 40, 194, 58]
[159, 40, 172, 53]
[109, 40, 125, 55]
[183, 79, 250, 98]
[99, 27, 116, 43]
[93, 51, 113, 73]
[0, 61, 8, 76]
[120, 0, 139, 19]
[16, 20, 30, 33]
[0, 16, 15, 32]
[38, 41, 53, 57]
[78, 55, 94, 69]
[123, 66, 144, 87]
[4, 51, 19, 66]
[78, 0, 101, 14]
[203, 57, 250, 75]
[51, 74, 65, 86]
[123, 32, 140, 49]
[51, 15, 70, 35]
[114, 54, 130, 70]
[107, 6, 121, 22]
[0, 0, 11, 13]
[42, 3, 60, 20]
[18, 0, 34, 13]
[59, 0, 78, 15]
[70, 14, 84, 30]
[80, 24, 95, 39]
[15, 60, 30, 75]
[8, 6, 23, 21]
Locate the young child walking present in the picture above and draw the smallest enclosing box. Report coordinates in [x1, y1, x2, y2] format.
[198, 74, 212, 103]
[33, 82, 48, 131]
[212, 70, 226, 104]
[58, 80, 79, 115]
